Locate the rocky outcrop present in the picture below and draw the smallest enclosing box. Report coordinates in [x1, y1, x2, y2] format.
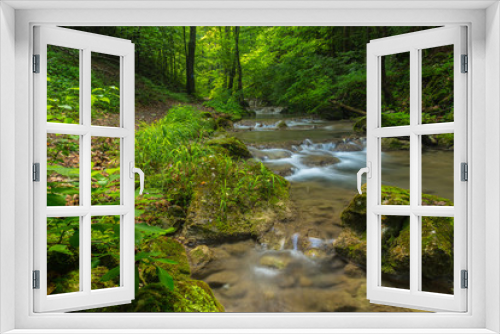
[183, 186, 290, 244]
[334, 185, 454, 292]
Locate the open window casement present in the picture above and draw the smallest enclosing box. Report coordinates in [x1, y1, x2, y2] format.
[33, 26, 139, 312]
[362, 26, 467, 312]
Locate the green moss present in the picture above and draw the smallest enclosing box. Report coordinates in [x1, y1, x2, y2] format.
[201, 111, 213, 118]
[215, 117, 233, 130]
[85, 281, 224, 313]
[334, 185, 453, 282]
[49, 266, 118, 295]
[174, 280, 225, 312]
[140, 237, 191, 283]
[206, 136, 252, 159]
[381, 138, 410, 151]
[183, 167, 290, 243]
[277, 121, 288, 129]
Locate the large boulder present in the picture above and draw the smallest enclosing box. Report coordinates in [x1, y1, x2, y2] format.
[182, 166, 291, 244]
[87, 280, 224, 313]
[183, 185, 290, 244]
[334, 185, 454, 288]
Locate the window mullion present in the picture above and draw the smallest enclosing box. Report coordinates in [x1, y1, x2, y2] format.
[409, 48, 420, 295]
[82, 48, 92, 294]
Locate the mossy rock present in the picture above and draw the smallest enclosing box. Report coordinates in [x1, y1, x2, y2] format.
[333, 229, 366, 267]
[381, 137, 410, 151]
[353, 117, 366, 134]
[206, 136, 252, 159]
[86, 280, 224, 313]
[201, 111, 214, 118]
[277, 121, 288, 129]
[334, 185, 453, 283]
[189, 245, 214, 275]
[183, 184, 290, 244]
[215, 117, 233, 129]
[139, 237, 191, 283]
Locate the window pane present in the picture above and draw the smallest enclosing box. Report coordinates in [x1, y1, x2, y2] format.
[381, 215, 410, 290]
[422, 134, 454, 205]
[91, 137, 121, 205]
[47, 134, 80, 206]
[421, 216, 454, 294]
[47, 45, 80, 124]
[421, 45, 454, 124]
[381, 52, 410, 127]
[47, 217, 80, 295]
[381, 136, 410, 205]
[91, 215, 120, 289]
[91, 52, 121, 127]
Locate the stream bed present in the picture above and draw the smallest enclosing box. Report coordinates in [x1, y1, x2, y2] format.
[194, 114, 453, 312]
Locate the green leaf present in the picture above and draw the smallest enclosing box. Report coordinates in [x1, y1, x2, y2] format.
[100, 266, 120, 282]
[163, 227, 176, 234]
[48, 244, 73, 256]
[134, 223, 168, 235]
[153, 258, 178, 265]
[68, 230, 79, 248]
[47, 193, 67, 206]
[156, 266, 174, 291]
[50, 187, 79, 195]
[134, 231, 143, 246]
[97, 179, 109, 187]
[91, 258, 100, 268]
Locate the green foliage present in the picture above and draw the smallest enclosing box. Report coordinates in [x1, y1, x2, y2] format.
[135, 105, 288, 225]
[203, 97, 245, 118]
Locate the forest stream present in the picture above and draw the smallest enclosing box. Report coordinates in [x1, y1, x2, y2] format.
[191, 114, 454, 312]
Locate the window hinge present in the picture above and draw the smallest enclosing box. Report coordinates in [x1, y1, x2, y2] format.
[33, 54, 40, 73]
[461, 270, 468, 289]
[461, 54, 468, 73]
[33, 270, 40, 289]
[461, 162, 468, 181]
[33, 163, 40, 182]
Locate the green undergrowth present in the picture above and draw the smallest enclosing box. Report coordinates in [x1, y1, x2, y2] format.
[135, 105, 289, 228]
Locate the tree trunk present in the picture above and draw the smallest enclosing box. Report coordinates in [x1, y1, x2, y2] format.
[226, 27, 235, 92]
[186, 26, 197, 96]
[234, 27, 245, 105]
[380, 27, 393, 107]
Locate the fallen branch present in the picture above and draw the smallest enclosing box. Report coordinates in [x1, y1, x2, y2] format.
[329, 100, 366, 115]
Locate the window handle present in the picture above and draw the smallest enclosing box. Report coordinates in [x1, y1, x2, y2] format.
[357, 162, 371, 194]
[129, 162, 145, 195]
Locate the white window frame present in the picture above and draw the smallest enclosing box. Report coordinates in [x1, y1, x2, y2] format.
[366, 26, 468, 312]
[0, 1, 499, 333]
[33, 26, 136, 313]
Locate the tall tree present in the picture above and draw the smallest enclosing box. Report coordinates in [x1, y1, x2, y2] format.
[234, 26, 244, 105]
[186, 26, 197, 95]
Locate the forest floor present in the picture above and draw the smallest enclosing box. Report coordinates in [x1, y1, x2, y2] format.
[135, 98, 213, 125]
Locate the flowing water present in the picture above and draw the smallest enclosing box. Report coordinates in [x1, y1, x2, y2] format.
[195, 114, 453, 312]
